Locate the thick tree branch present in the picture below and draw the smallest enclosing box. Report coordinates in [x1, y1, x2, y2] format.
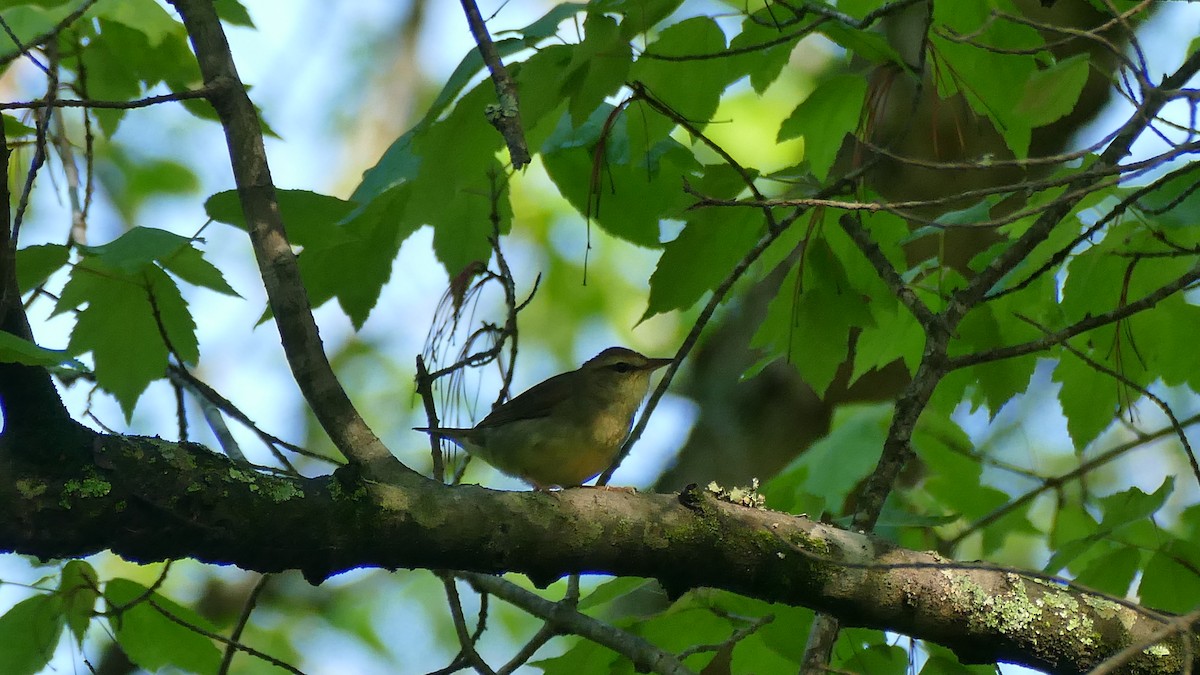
[167, 0, 406, 481]
[0, 427, 1194, 675]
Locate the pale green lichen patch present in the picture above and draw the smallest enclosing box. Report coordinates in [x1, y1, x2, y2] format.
[149, 437, 197, 470]
[328, 478, 368, 502]
[1145, 643, 1171, 658]
[226, 467, 304, 502]
[705, 479, 767, 509]
[60, 473, 112, 508]
[16, 479, 47, 499]
[1038, 591, 1094, 647]
[265, 480, 304, 503]
[949, 574, 1041, 635]
[1082, 594, 1136, 630]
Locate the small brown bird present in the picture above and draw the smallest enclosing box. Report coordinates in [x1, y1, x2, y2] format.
[416, 347, 672, 488]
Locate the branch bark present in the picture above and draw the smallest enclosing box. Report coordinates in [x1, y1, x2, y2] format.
[0, 423, 1194, 675]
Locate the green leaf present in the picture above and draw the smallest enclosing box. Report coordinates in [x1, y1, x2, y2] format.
[611, 0, 684, 39]
[74, 227, 236, 297]
[542, 105, 696, 247]
[933, 194, 1004, 226]
[1014, 53, 1090, 128]
[954, 305, 1038, 417]
[728, 9, 801, 93]
[78, 227, 191, 274]
[533, 635, 622, 674]
[90, 0, 179, 47]
[2, 113, 35, 136]
[160, 245, 239, 297]
[97, 148, 199, 218]
[0, 5, 74, 61]
[836, 628, 909, 674]
[387, 81, 510, 277]
[1140, 541, 1200, 614]
[77, 19, 199, 135]
[104, 579, 221, 674]
[633, 596, 738, 668]
[213, 185, 414, 327]
[752, 234, 874, 396]
[59, 560, 98, 645]
[1051, 501, 1098, 549]
[416, 38, 527, 133]
[1131, 166, 1200, 232]
[561, 12, 632, 125]
[205, 189, 357, 248]
[1053, 350, 1117, 449]
[213, 0, 254, 26]
[350, 128, 420, 205]
[837, 0, 888, 19]
[1047, 481, 1173, 575]
[1098, 478, 1173, 530]
[763, 403, 892, 516]
[630, 16, 733, 126]
[929, 23, 1042, 158]
[57, 260, 197, 418]
[0, 594, 64, 675]
[1133, 299, 1200, 391]
[777, 74, 867, 180]
[1074, 545, 1140, 597]
[850, 301, 923, 384]
[577, 577, 657, 612]
[500, 2, 587, 42]
[644, 174, 764, 318]
[512, 45, 574, 149]
[302, 184, 419, 328]
[16, 243, 68, 292]
[916, 416, 1009, 521]
[920, 642, 996, 674]
[822, 23, 906, 68]
[0, 332, 74, 367]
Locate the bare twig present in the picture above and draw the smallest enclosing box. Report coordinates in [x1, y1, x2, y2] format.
[438, 572, 496, 675]
[461, 572, 694, 675]
[218, 575, 271, 675]
[415, 355, 445, 482]
[0, 87, 219, 112]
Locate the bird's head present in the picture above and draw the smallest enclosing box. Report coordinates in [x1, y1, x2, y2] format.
[580, 347, 673, 402]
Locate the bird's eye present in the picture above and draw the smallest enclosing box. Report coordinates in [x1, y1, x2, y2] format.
[609, 362, 635, 373]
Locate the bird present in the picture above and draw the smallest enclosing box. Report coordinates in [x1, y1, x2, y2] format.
[416, 347, 672, 489]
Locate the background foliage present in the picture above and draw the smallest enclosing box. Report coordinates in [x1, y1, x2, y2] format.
[2, 0, 1200, 673]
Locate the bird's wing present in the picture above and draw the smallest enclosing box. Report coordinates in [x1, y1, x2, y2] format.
[476, 370, 574, 428]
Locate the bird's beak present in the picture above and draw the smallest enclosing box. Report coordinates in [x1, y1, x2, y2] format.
[645, 357, 673, 371]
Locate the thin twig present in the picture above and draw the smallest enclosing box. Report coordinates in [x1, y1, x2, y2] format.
[438, 572, 496, 675]
[0, 87, 218, 112]
[838, 213, 935, 328]
[1088, 607, 1200, 675]
[415, 355, 445, 482]
[461, 572, 694, 675]
[218, 575, 271, 675]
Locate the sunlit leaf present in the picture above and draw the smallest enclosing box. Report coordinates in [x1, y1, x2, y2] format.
[104, 579, 221, 674]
